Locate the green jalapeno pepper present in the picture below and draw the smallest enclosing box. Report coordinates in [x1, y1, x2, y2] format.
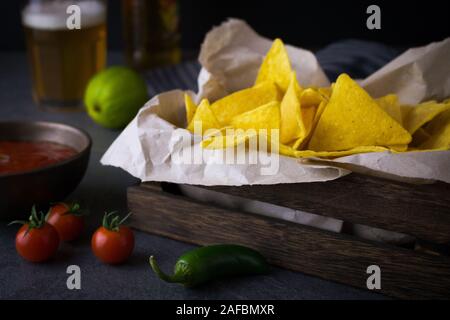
[149, 244, 270, 287]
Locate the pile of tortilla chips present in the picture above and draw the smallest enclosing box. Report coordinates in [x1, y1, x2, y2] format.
[185, 38, 450, 158]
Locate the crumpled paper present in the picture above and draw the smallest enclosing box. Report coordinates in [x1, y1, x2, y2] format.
[101, 19, 450, 185]
[196, 19, 329, 102]
[361, 38, 450, 104]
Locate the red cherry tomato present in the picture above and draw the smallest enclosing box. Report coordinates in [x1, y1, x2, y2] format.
[46, 202, 84, 242]
[12, 206, 60, 262]
[91, 212, 134, 264]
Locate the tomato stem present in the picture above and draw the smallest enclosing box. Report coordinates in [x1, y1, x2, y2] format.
[8, 205, 47, 236]
[8, 220, 27, 226]
[119, 212, 132, 225]
[60, 202, 86, 217]
[102, 211, 132, 232]
[66, 202, 87, 216]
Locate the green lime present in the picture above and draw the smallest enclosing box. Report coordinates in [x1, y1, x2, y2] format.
[84, 66, 149, 129]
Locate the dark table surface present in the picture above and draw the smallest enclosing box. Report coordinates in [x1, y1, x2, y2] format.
[0, 52, 385, 300]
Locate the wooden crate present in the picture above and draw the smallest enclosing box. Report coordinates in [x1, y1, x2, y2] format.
[127, 173, 450, 299]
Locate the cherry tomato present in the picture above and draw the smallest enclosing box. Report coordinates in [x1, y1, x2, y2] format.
[12, 206, 60, 263]
[46, 202, 84, 242]
[91, 212, 134, 264]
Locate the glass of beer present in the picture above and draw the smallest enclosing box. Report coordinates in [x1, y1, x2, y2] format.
[122, 0, 181, 70]
[22, 0, 107, 111]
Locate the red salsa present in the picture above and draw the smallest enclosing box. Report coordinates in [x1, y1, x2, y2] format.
[0, 141, 77, 175]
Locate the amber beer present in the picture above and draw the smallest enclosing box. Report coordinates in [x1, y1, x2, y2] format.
[122, 0, 180, 70]
[22, 1, 107, 110]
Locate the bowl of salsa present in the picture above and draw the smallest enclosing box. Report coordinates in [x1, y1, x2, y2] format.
[0, 121, 91, 219]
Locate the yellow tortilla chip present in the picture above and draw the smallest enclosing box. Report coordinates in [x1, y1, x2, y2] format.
[419, 109, 450, 150]
[279, 88, 323, 149]
[280, 73, 306, 144]
[410, 128, 431, 147]
[389, 144, 408, 152]
[255, 38, 293, 92]
[296, 99, 328, 150]
[376, 94, 402, 125]
[279, 144, 389, 158]
[308, 74, 411, 151]
[186, 99, 220, 134]
[230, 101, 280, 132]
[399, 104, 412, 122]
[295, 105, 317, 149]
[278, 143, 298, 157]
[402, 100, 450, 135]
[184, 94, 197, 125]
[311, 99, 327, 127]
[317, 87, 332, 100]
[290, 88, 324, 149]
[210, 82, 280, 125]
[286, 108, 318, 150]
[300, 88, 324, 108]
[201, 129, 257, 149]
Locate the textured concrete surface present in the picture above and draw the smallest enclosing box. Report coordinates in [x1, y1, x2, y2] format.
[0, 52, 385, 300]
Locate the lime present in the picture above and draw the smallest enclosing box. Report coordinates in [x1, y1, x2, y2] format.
[84, 66, 149, 129]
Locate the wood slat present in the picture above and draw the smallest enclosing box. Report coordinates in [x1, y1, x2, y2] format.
[162, 173, 450, 244]
[128, 184, 450, 299]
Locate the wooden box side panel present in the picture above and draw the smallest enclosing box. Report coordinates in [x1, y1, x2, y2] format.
[128, 184, 450, 299]
[202, 174, 450, 244]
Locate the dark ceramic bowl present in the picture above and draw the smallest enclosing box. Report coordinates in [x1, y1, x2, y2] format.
[0, 121, 91, 219]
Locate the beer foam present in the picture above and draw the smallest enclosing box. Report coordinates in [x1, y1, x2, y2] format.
[22, 1, 106, 30]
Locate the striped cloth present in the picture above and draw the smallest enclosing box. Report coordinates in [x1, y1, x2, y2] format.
[315, 39, 401, 81]
[144, 60, 201, 97]
[143, 39, 401, 97]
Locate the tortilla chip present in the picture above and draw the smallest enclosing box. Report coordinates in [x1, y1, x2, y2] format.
[286, 90, 327, 149]
[410, 128, 431, 147]
[230, 101, 280, 132]
[187, 99, 220, 134]
[419, 109, 450, 150]
[402, 100, 450, 135]
[279, 144, 389, 158]
[308, 74, 411, 151]
[317, 87, 332, 100]
[296, 99, 328, 150]
[399, 104, 412, 121]
[389, 144, 408, 152]
[376, 94, 402, 125]
[184, 94, 197, 125]
[201, 129, 258, 149]
[280, 73, 306, 144]
[255, 38, 293, 92]
[210, 82, 280, 125]
[288, 88, 324, 149]
[300, 88, 324, 108]
[311, 99, 327, 126]
[278, 143, 298, 157]
[297, 106, 317, 148]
